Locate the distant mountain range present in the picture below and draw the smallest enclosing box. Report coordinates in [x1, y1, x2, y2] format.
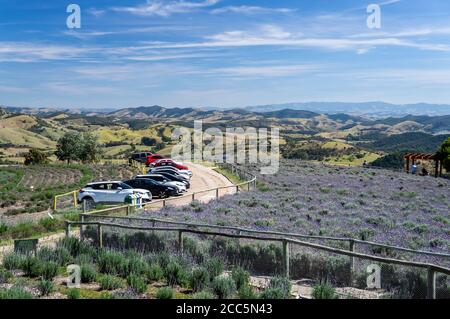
[2, 101, 450, 118]
[243, 102, 450, 117]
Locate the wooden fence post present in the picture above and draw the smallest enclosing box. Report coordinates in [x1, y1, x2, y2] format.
[349, 240, 355, 273]
[82, 199, 87, 213]
[65, 221, 70, 237]
[73, 191, 77, 208]
[178, 231, 184, 254]
[126, 205, 131, 216]
[427, 266, 436, 299]
[98, 224, 103, 249]
[216, 188, 219, 199]
[80, 214, 84, 240]
[192, 193, 195, 202]
[283, 240, 290, 278]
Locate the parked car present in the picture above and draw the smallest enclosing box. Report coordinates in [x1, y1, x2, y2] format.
[154, 171, 190, 188]
[149, 166, 192, 179]
[134, 174, 187, 192]
[78, 181, 152, 208]
[145, 154, 165, 166]
[151, 159, 189, 170]
[123, 178, 179, 198]
[129, 152, 153, 164]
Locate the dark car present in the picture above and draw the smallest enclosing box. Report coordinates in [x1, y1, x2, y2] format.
[123, 179, 178, 198]
[129, 152, 153, 164]
[136, 173, 190, 189]
[149, 166, 182, 175]
[155, 172, 190, 188]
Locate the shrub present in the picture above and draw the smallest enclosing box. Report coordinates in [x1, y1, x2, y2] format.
[37, 279, 54, 296]
[81, 264, 97, 283]
[192, 291, 215, 299]
[205, 257, 224, 280]
[189, 267, 210, 292]
[21, 256, 42, 277]
[259, 287, 285, 299]
[146, 263, 163, 282]
[238, 284, 258, 299]
[37, 247, 56, 262]
[58, 237, 95, 258]
[0, 268, 12, 284]
[39, 217, 61, 232]
[312, 282, 338, 299]
[123, 255, 148, 277]
[54, 247, 72, 266]
[156, 287, 174, 299]
[2, 252, 24, 270]
[267, 277, 291, 299]
[212, 276, 236, 299]
[164, 261, 187, 287]
[0, 286, 34, 299]
[127, 274, 147, 294]
[99, 275, 124, 291]
[231, 267, 250, 290]
[0, 223, 8, 235]
[41, 261, 58, 280]
[67, 288, 81, 299]
[97, 251, 127, 276]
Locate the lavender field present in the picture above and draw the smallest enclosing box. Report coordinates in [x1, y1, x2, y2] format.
[145, 160, 450, 258]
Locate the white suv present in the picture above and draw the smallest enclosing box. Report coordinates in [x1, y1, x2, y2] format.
[78, 181, 152, 208]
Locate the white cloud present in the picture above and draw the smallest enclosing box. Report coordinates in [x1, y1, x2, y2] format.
[0, 42, 93, 62]
[87, 8, 106, 17]
[141, 24, 450, 53]
[112, 0, 220, 17]
[211, 5, 296, 15]
[211, 64, 318, 77]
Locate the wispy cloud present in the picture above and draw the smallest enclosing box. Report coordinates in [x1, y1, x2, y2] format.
[63, 25, 195, 40]
[210, 64, 318, 78]
[112, 0, 220, 17]
[140, 25, 450, 52]
[211, 5, 296, 15]
[0, 42, 93, 62]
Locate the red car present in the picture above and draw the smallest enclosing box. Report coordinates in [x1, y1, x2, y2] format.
[145, 154, 165, 166]
[152, 159, 189, 170]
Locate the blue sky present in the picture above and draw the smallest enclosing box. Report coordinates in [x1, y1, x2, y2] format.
[0, 0, 450, 109]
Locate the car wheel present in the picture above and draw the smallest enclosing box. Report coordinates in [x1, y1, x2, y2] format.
[83, 198, 95, 210]
[159, 190, 167, 198]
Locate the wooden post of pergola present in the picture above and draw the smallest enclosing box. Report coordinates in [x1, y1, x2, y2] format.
[403, 153, 443, 178]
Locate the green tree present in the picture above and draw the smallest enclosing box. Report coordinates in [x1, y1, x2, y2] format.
[141, 137, 157, 147]
[24, 149, 49, 165]
[438, 137, 450, 171]
[79, 132, 102, 163]
[55, 132, 82, 164]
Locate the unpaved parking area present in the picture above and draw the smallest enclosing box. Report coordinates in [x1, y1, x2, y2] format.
[1, 162, 237, 256]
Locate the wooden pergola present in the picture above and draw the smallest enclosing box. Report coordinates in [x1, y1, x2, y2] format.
[403, 153, 443, 177]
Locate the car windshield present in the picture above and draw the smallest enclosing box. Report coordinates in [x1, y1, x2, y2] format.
[119, 182, 133, 189]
